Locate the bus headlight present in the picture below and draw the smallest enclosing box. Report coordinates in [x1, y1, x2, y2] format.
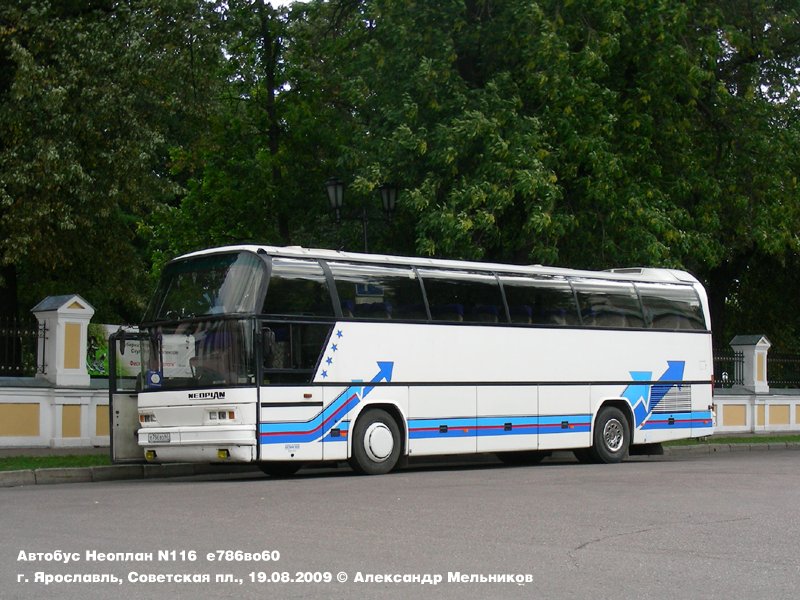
[208, 410, 235, 423]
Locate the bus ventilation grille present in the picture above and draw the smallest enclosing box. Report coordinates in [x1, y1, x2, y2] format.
[650, 386, 692, 413]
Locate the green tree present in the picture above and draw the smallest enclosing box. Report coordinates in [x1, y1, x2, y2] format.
[148, 0, 353, 266]
[0, 0, 224, 321]
[292, 0, 800, 346]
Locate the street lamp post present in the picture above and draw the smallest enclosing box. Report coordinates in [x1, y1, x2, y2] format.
[326, 178, 397, 253]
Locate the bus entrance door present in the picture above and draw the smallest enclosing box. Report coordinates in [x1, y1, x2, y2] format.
[108, 329, 148, 463]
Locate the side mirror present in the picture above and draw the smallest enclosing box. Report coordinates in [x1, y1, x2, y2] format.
[118, 328, 127, 355]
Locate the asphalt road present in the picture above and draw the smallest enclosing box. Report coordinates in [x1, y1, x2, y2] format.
[2, 450, 799, 600]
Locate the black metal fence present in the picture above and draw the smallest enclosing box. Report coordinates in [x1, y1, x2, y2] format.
[0, 317, 45, 377]
[713, 347, 744, 388]
[713, 348, 800, 389]
[4, 320, 800, 388]
[767, 354, 800, 388]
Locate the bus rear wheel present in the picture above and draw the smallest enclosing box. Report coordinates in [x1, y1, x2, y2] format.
[349, 409, 401, 475]
[591, 406, 630, 464]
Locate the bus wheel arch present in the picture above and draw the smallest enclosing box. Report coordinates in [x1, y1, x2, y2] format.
[348, 405, 405, 475]
[591, 401, 632, 464]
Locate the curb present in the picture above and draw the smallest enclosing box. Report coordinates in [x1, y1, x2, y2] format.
[1, 462, 261, 488]
[663, 442, 800, 455]
[2, 443, 799, 488]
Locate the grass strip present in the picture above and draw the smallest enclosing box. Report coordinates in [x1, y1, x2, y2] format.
[0, 455, 111, 472]
[665, 434, 800, 446]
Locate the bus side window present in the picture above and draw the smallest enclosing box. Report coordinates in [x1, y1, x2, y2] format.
[262, 259, 334, 317]
[572, 280, 644, 328]
[500, 276, 578, 326]
[508, 304, 532, 324]
[637, 284, 706, 330]
[431, 303, 464, 321]
[419, 270, 505, 324]
[328, 262, 425, 322]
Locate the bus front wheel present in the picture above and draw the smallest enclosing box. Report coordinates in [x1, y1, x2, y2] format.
[591, 406, 630, 464]
[349, 409, 401, 475]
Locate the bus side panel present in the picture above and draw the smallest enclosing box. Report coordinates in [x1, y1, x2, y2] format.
[321, 385, 351, 461]
[323, 386, 409, 461]
[629, 380, 713, 444]
[408, 386, 477, 457]
[476, 386, 538, 453]
[691, 382, 714, 438]
[259, 386, 324, 461]
[589, 385, 683, 446]
[537, 385, 592, 450]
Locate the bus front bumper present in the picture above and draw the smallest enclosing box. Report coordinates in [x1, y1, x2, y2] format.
[139, 425, 256, 463]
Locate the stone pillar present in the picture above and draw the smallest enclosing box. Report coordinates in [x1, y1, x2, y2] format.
[31, 295, 96, 387]
[730, 335, 771, 394]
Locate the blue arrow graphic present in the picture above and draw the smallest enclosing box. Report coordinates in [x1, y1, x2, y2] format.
[261, 361, 396, 443]
[622, 361, 686, 428]
[622, 371, 652, 427]
[361, 361, 395, 398]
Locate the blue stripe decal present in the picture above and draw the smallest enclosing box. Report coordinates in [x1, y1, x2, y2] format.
[321, 421, 350, 443]
[408, 415, 592, 439]
[259, 349, 711, 447]
[640, 411, 713, 431]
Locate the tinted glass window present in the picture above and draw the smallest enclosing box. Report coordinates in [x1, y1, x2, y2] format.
[500, 275, 579, 325]
[140, 319, 255, 390]
[419, 269, 504, 323]
[262, 258, 334, 317]
[145, 252, 266, 322]
[572, 280, 644, 328]
[328, 262, 426, 320]
[261, 320, 331, 383]
[637, 283, 706, 330]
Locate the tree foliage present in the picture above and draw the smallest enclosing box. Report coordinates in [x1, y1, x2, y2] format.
[291, 0, 800, 345]
[0, 0, 222, 320]
[0, 0, 799, 347]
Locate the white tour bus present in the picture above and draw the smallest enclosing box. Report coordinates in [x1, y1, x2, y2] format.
[109, 245, 714, 475]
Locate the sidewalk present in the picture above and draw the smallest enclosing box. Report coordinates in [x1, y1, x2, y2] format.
[1, 441, 799, 488]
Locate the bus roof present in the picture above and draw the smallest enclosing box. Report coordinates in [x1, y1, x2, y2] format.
[177, 244, 701, 286]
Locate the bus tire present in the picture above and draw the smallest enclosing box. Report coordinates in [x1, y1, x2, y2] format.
[259, 462, 302, 478]
[349, 408, 401, 475]
[591, 406, 629, 464]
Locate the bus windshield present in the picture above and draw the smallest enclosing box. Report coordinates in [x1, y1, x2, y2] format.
[144, 252, 266, 323]
[140, 319, 256, 390]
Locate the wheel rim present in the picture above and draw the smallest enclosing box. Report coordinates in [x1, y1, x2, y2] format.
[364, 423, 394, 462]
[603, 418, 624, 452]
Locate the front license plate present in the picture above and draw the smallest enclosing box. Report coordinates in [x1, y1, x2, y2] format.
[148, 433, 170, 443]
